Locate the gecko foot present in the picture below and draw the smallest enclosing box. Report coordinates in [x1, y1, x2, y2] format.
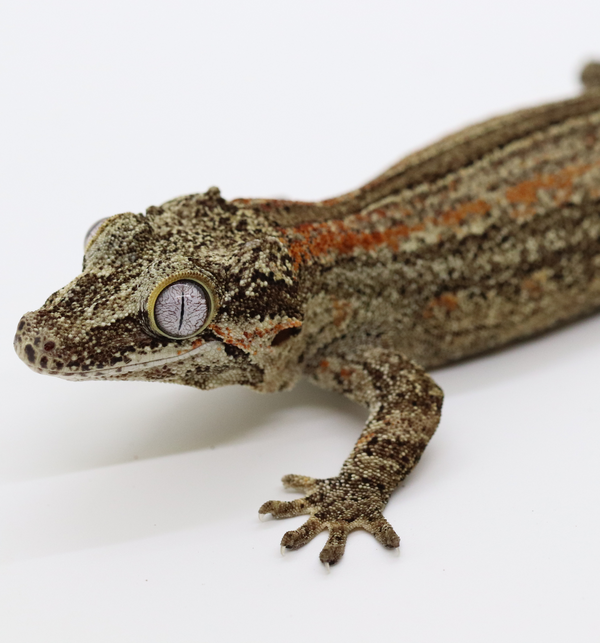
[259, 473, 400, 566]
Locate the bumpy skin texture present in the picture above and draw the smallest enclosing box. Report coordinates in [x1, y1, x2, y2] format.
[14, 64, 600, 566]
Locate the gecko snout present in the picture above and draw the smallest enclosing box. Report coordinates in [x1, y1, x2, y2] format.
[14, 312, 64, 376]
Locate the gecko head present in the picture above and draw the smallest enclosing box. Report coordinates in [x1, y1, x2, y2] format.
[14, 188, 306, 390]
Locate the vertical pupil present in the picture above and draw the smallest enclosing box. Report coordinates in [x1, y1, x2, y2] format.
[179, 289, 185, 331]
[154, 279, 209, 338]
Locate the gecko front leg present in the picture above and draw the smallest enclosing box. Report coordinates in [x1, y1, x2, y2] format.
[259, 346, 444, 566]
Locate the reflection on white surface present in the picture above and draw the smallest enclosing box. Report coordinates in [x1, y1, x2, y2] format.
[2, 319, 599, 641]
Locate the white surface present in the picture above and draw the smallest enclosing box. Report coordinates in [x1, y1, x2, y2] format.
[1, 0, 600, 641]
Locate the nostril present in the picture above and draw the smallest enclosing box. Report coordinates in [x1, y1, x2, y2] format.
[44, 341, 55, 352]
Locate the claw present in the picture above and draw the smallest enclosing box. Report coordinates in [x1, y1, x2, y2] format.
[258, 512, 270, 522]
[323, 562, 330, 574]
[280, 545, 287, 557]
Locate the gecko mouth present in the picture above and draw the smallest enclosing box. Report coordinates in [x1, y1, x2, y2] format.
[15, 324, 223, 379]
[73, 340, 222, 377]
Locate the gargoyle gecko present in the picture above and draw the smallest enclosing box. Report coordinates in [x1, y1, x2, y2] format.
[14, 62, 600, 567]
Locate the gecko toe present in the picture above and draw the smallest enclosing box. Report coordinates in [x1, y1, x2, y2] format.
[259, 497, 311, 519]
[364, 515, 400, 549]
[260, 474, 400, 563]
[281, 517, 324, 551]
[319, 524, 350, 566]
[281, 474, 318, 492]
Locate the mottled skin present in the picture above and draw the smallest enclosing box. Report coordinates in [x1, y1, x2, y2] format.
[14, 63, 600, 566]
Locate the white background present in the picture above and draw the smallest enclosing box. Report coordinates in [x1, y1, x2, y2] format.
[1, 1, 600, 641]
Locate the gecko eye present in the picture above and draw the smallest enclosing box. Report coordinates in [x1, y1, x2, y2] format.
[148, 273, 216, 339]
[84, 217, 109, 251]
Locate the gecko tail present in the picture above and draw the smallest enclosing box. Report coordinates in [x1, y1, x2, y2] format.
[581, 61, 600, 91]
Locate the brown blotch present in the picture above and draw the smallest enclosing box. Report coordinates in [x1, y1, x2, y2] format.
[44, 341, 55, 352]
[24, 344, 36, 363]
[40, 356, 48, 369]
[18, 320, 25, 331]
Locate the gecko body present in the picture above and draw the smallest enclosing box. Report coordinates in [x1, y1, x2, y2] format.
[15, 63, 600, 565]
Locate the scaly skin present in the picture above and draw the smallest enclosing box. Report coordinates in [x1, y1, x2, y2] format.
[14, 63, 600, 566]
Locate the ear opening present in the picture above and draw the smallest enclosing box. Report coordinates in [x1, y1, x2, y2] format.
[271, 326, 302, 346]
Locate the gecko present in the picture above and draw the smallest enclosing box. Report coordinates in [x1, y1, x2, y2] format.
[14, 62, 600, 567]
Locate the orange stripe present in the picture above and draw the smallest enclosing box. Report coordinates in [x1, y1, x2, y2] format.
[210, 320, 302, 350]
[286, 199, 490, 268]
[284, 162, 598, 268]
[506, 164, 592, 205]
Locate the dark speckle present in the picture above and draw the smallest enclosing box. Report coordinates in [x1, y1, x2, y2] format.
[24, 344, 35, 363]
